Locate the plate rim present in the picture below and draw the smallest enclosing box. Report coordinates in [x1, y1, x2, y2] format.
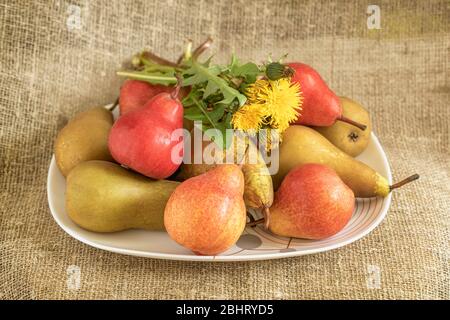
[47, 133, 392, 262]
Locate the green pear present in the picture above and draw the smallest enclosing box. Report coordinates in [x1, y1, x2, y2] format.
[313, 97, 371, 157]
[54, 107, 114, 176]
[66, 160, 179, 232]
[273, 126, 418, 198]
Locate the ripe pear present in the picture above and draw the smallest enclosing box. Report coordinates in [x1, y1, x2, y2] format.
[164, 165, 246, 255]
[119, 79, 189, 115]
[270, 164, 355, 239]
[109, 91, 184, 179]
[273, 126, 418, 197]
[54, 107, 114, 176]
[288, 63, 366, 130]
[66, 160, 179, 232]
[176, 131, 273, 210]
[313, 97, 372, 157]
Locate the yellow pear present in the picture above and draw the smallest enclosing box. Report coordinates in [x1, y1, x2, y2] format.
[273, 126, 418, 197]
[54, 107, 114, 176]
[313, 97, 371, 157]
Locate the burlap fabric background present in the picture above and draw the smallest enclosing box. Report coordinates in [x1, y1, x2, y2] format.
[0, 0, 448, 299]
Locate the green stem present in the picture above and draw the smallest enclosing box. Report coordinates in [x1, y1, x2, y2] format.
[177, 39, 193, 65]
[143, 65, 181, 73]
[116, 71, 177, 84]
[192, 37, 213, 60]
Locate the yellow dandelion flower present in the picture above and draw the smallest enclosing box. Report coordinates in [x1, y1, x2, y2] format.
[246, 78, 302, 133]
[246, 79, 271, 104]
[231, 103, 268, 133]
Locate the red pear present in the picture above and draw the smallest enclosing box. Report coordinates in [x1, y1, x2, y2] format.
[119, 79, 189, 115]
[108, 89, 184, 179]
[119, 80, 173, 115]
[164, 165, 246, 256]
[288, 63, 366, 130]
[269, 163, 355, 240]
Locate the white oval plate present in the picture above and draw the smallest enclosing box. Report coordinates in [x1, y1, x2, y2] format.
[48, 120, 392, 261]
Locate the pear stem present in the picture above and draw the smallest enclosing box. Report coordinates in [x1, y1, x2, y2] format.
[107, 97, 119, 112]
[246, 218, 265, 227]
[246, 207, 270, 228]
[263, 207, 270, 229]
[389, 174, 420, 191]
[171, 74, 183, 99]
[337, 115, 367, 131]
[246, 212, 256, 223]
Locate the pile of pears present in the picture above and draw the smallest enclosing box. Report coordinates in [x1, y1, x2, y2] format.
[54, 62, 418, 256]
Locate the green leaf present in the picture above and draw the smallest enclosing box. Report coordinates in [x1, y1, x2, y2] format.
[183, 61, 247, 106]
[231, 62, 261, 84]
[203, 80, 218, 99]
[207, 105, 226, 122]
[219, 90, 246, 106]
[182, 63, 220, 86]
[184, 104, 225, 123]
[183, 107, 206, 121]
[232, 62, 259, 77]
